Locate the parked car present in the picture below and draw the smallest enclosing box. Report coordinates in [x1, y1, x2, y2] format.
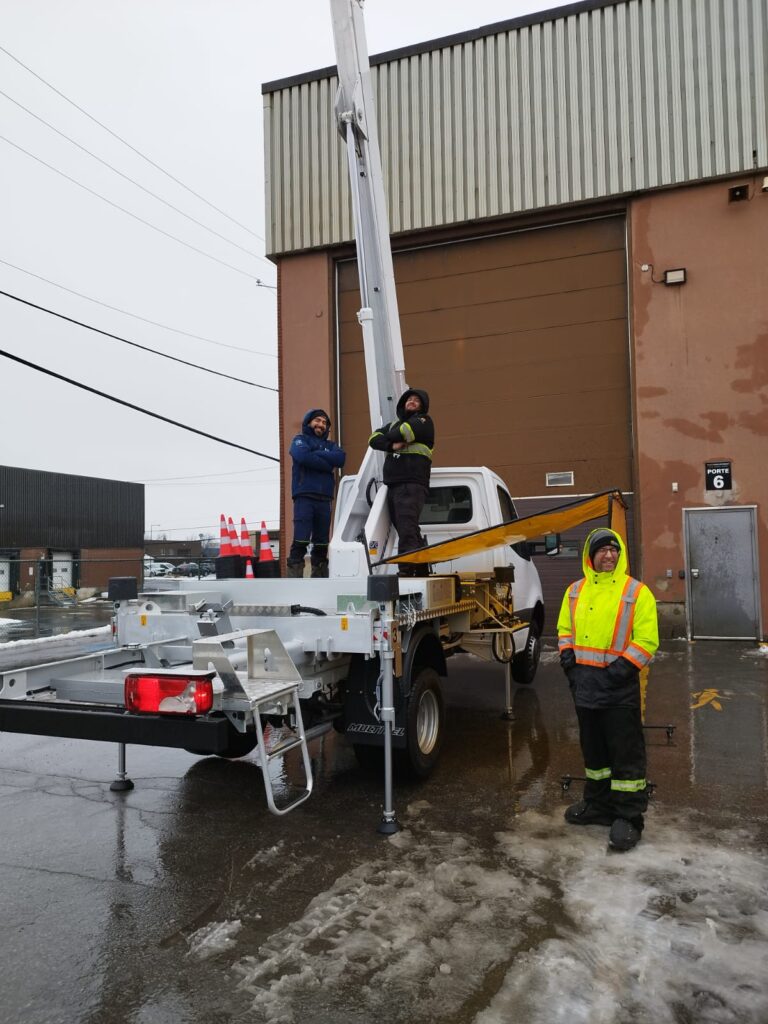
[144, 560, 175, 577]
[173, 562, 200, 577]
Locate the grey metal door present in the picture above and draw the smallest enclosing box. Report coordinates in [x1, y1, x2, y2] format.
[684, 507, 761, 639]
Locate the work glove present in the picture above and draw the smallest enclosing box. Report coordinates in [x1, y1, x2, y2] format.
[605, 655, 636, 683]
[559, 648, 576, 676]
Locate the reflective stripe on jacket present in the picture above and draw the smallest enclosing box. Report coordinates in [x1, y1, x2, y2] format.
[368, 389, 434, 488]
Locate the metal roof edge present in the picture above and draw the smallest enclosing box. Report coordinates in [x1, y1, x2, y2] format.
[261, 0, 627, 94]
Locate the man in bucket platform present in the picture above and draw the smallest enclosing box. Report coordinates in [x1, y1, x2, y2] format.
[557, 528, 659, 851]
[368, 388, 434, 577]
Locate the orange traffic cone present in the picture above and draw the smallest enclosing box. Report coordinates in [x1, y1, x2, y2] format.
[258, 521, 274, 562]
[227, 516, 241, 555]
[219, 514, 232, 557]
[239, 517, 255, 559]
[244, 558, 255, 579]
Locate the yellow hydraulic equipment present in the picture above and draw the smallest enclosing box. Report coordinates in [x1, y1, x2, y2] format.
[378, 489, 630, 569]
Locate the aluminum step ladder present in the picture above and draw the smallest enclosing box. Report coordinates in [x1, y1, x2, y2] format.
[193, 629, 313, 816]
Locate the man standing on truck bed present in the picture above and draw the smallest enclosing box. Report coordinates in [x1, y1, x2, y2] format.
[287, 409, 346, 578]
[557, 528, 659, 852]
[369, 388, 434, 578]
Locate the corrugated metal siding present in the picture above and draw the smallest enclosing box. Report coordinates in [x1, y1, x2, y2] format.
[0, 466, 144, 549]
[264, 0, 768, 255]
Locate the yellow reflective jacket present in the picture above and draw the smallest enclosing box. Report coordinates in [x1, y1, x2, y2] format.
[557, 528, 658, 680]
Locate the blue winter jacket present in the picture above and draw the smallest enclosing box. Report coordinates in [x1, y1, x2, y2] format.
[289, 408, 346, 500]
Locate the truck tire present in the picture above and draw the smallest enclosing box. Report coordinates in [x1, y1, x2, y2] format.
[399, 666, 445, 779]
[511, 622, 541, 685]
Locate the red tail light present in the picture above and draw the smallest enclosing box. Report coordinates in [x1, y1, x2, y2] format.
[124, 673, 214, 715]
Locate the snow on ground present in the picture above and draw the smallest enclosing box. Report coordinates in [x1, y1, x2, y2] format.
[186, 920, 242, 960]
[235, 806, 768, 1024]
[0, 625, 111, 649]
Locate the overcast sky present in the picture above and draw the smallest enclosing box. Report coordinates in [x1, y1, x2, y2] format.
[1, 0, 571, 541]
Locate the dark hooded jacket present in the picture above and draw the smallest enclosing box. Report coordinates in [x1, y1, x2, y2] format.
[289, 408, 346, 500]
[368, 388, 434, 488]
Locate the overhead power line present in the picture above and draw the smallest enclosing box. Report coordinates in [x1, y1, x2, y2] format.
[0, 133, 261, 282]
[145, 520, 279, 532]
[0, 347, 279, 462]
[0, 257, 277, 357]
[0, 87, 267, 264]
[147, 479, 278, 487]
[0, 288, 278, 392]
[140, 468, 275, 481]
[0, 42, 263, 243]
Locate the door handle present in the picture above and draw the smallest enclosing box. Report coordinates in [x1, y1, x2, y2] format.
[690, 568, 699, 579]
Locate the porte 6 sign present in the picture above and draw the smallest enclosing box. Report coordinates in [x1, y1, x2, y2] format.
[705, 461, 732, 491]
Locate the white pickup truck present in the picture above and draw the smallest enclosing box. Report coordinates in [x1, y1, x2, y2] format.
[0, 465, 544, 814]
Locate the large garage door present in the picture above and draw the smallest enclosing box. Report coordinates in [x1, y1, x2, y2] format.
[337, 216, 631, 499]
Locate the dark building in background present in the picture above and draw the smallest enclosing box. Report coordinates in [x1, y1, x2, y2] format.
[0, 465, 144, 599]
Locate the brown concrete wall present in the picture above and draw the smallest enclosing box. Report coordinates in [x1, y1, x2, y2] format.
[630, 176, 768, 634]
[277, 252, 337, 560]
[80, 548, 143, 589]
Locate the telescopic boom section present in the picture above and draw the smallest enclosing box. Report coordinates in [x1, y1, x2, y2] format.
[328, 0, 407, 578]
[331, 0, 407, 429]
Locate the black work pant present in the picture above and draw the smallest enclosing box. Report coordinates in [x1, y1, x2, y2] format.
[288, 496, 331, 568]
[387, 482, 429, 577]
[576, 705, 648, 826]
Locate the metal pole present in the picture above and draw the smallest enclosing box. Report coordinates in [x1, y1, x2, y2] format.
[377, 599, 400, 835]
[110, 742, 134, 792]
[35, 558, 42, 638]
[501, 659, 514, 721]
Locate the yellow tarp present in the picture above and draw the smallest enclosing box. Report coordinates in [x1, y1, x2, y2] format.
[379, 489, 628, 566]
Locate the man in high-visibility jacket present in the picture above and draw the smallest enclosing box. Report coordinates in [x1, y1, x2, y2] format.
[557, 528, 659, 851]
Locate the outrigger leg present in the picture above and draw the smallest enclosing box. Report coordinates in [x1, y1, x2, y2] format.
[110, 742, 134, 792]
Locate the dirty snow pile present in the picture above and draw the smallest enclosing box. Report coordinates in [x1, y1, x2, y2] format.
[186, 920, 242, 960]
[0, 625, 111, 648]
[235, 805, 768, 1024]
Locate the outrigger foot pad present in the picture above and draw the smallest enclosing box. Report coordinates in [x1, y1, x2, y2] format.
[110, 778, 134, 792]
[377, 816, 401, 836]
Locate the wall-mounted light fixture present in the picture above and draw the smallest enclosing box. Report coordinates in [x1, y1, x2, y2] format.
[728, 184, 749, 202]
[663, 268, 686, 285]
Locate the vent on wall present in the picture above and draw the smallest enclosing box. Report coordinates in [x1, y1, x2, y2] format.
[546, 471, 574, 487]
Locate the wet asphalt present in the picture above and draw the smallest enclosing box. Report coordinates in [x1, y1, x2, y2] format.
[0, 639, 766, 1023]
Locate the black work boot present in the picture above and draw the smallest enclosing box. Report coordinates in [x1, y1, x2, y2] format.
[564, 800, 614, 826]
[310, 560, 329, 578]
[286, 561, 305, 579]
[608, 818, 642, 851]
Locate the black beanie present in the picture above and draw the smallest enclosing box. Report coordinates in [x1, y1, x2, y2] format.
[589, 530, 620, 563]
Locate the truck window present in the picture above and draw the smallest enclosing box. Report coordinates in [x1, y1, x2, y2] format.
[419, 486, 473, 525]
[496, 486, 518, 523]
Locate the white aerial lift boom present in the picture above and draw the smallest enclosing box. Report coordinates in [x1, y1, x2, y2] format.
[328, 0, 407, 579]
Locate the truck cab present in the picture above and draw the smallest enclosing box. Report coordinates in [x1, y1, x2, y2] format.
[334, 464, 545, 681]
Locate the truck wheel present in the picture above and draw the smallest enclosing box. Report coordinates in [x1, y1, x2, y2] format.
[399, 667, 444, 778]
[511, 622, 541, 685]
